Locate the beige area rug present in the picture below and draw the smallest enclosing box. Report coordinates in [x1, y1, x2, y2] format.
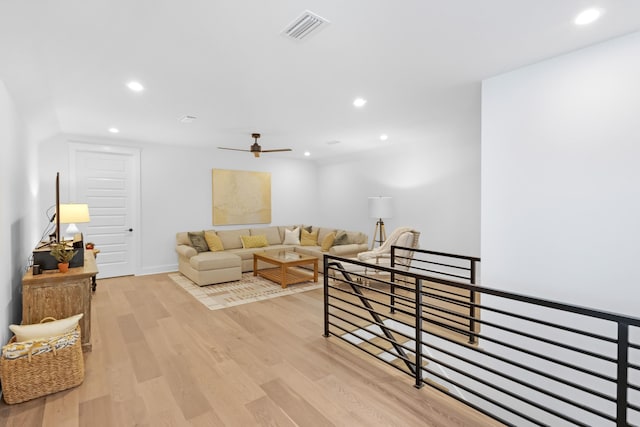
[168, 272, 323, 311]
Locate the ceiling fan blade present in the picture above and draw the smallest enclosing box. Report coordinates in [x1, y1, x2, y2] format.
[218, 147, 251, 152]
[261, 148, 292, 153]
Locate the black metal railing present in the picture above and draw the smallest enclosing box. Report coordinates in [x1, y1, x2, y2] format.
[323, 248, 640, 427]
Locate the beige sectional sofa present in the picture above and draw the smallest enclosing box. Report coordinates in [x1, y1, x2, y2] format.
[175, 225, 368, 286]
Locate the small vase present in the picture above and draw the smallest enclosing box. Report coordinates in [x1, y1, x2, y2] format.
[58, 262, 70, 273]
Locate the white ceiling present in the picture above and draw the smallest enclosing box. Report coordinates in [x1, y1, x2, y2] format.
[1, 1, 639, 160]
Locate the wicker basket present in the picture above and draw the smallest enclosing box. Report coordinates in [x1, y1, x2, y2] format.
[0, 320, 84, 404]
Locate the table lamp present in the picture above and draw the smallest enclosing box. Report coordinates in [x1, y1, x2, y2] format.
[59, 203, 90, 240]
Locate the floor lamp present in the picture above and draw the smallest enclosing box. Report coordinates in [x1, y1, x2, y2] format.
[368, 196, 393, 250]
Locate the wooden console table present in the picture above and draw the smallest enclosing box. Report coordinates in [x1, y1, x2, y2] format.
[22, 250, 98, 352]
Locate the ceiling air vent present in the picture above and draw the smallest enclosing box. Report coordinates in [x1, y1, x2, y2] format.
[179, 115, 197, 123]
[281, 10, 330, 41]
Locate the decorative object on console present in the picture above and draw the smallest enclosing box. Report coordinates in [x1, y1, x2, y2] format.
[50, 242, 78, 273]
[368, 196, 393, 250]
[58, 203, 90, 240]
[218, 133, 292, 158]
[212, 169, 271, 225]
[33, 172, 89, 274]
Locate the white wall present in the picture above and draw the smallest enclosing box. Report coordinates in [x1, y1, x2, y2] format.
[482, 31, 640, 317]
[138, 144, 319, 274]
[317, 110, 481, 257]
[481, 31, 640, 425]
[0, 80, 39, 348]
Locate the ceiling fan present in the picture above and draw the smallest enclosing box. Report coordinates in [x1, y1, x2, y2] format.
[218, 133, 292, 158]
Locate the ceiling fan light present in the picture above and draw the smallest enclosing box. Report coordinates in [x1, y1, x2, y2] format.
[217, 132, 291, 157]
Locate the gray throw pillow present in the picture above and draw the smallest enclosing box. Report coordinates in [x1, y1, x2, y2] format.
[188, 231, 209, 253]
[333, 230, 349, 246]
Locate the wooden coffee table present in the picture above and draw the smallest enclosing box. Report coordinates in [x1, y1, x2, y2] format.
[253, 250, 318, 288]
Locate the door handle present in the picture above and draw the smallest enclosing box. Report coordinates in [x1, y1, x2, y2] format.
[127, 228, 133, 232]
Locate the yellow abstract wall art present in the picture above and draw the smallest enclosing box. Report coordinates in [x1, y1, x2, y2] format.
[212, 169, 271, 225]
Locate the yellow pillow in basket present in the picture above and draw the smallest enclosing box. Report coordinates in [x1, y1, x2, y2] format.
[9, 314, 83, 342]
[241, 235, 269, 249]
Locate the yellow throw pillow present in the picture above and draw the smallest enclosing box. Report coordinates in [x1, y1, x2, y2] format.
[241, 235, 269, 249]
[301, 229, 319, 246]
[204, 231, 224, 251]
[9, 313, 83, 342]
[321, 231, 336, 251]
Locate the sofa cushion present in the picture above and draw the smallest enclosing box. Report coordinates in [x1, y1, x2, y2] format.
[241, 235, 269, 248]
[321, 231, 336, 251]
[283, 227, 301, 244]
[176, 245, 197, 258]
[217, 229, 250, 250]
[295, 245, 322, 258]
[316, 227, 335, 245]
[329, 243, 368, 256]
[176, 232, 191, 246]
[300, 229, 318, 246]
[205, 231, 224, 252]
[333, 230, 349, 246]
[188, 231, 209, 252]
[190, 252, 241, 270]
[334, 230, 367, 246]
[278, 225, 300, 242]
[251, 226, 281, 245]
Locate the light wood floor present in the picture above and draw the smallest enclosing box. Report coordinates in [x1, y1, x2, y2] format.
[0, 273, 503, 427]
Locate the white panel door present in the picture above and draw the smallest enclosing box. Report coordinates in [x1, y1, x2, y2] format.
[70, 144, 140, 278]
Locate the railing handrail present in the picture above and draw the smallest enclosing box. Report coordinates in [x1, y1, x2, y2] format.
[405, 247, 481, 262]
[387, 246, 640, 327]
[322, 250, 639, 426]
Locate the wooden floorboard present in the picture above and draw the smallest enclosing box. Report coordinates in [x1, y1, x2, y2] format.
[0, 273, 503, 427]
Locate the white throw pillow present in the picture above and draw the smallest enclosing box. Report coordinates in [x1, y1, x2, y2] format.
[9, 313, 83, 342]
[283, 227, 301, 245]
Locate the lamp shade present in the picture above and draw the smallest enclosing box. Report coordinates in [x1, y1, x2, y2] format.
[368, 196, 393, 219]
[58, 203, 91, 224]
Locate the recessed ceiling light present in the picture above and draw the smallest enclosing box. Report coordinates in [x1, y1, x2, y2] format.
[304, 151, 311, 157]
[126, 81, 144, 92]
[574, 8, 602, 26]
[108, 127, 119, 133]
[353, 97, 367, 107]
[380, 134, 388, 141]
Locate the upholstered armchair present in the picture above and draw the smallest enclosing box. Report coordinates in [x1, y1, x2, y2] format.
[357, 227, 420, 272]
